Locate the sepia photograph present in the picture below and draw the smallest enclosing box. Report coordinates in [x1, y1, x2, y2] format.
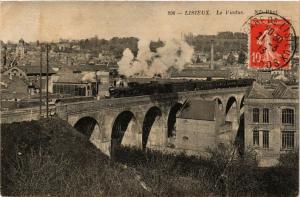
[0, 1, 299, 196]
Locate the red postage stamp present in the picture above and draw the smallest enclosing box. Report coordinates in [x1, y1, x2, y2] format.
[249, 17, 293, 70]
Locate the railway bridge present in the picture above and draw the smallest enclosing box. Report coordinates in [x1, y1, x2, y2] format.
[57, 87, 249, 156]
[1, 86, 250, 156]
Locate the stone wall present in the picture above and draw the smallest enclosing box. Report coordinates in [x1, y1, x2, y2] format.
[175, 119, 216, 155]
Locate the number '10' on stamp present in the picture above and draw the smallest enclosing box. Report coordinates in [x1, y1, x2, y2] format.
[249, 17, 294, 70]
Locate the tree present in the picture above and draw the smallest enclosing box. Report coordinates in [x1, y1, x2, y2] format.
[237, 51, 246, 64]
[149, 40, 165, 52]
[217, 32, 234, 39]
[226, 52, 236, 65]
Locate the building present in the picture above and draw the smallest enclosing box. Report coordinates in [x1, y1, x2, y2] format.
[51, 65, 110, 97]
[16, 39, 26, 58]
[52, 81, 95, 97]
[171, 68, 231, 80]
[2, 65, 57, 93]
[2, 66, 26, 78]
[1, 75, 30, 110]
[244, 82, 299, 167]
[170, 98, 238, 156]
[174, 100, 217, 155]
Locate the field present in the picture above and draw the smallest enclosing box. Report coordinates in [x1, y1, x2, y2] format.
[1, 118, 298, 196]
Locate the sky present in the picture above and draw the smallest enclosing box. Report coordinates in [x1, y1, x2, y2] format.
[0, 1, 299, 42]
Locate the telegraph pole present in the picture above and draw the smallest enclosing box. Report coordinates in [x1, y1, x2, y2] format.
[46, 44, 49, 118]
[210, 40, 215, 70]
[39, 44, 42, 117]
[96, 70, 99, 95]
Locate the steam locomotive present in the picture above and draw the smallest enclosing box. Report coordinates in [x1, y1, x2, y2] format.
[108, 78, 255, 98]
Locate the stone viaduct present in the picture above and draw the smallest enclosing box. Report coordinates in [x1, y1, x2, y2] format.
[1, 87, 250, 157]
[53, 87, 249, 156]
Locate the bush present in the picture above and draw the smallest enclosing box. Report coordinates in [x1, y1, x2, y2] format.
[2, 119, 298, 196]
[114, 144, 262, 196]
[260, 150, 299, 196]
[206, 143, 260, 196]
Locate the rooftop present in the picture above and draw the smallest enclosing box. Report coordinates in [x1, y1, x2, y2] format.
[246, 81, 298, 100]
[171, 68, 231, 78]
[22, 66, 57, 75]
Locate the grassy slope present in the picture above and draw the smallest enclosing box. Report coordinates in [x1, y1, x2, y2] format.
[1, 118, 298, 196]
[1, 118, 141, 196]
[1, 118, 206, 196]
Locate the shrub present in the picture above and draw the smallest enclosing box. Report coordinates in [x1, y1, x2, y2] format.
[260, 150, 299, 196]
[206, 143, 260, 196]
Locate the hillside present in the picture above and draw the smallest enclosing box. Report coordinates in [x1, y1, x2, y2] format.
[1, 118, 143, 196]
[1, 118, 298, 196]
[1, 118, 206, 196]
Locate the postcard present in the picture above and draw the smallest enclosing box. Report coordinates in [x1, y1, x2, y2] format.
[1, 1, 299, 196]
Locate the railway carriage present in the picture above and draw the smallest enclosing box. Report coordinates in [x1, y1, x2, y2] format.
[108, 78, 255, 98]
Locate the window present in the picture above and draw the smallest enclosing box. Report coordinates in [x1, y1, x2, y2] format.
[253, 130, 259, 146]
[282, 131, 294, 149]
[282, 109, 294, 124]
[263, 108, 269, 123]
[263, 130, 269, 148]
[253, 108, 259, 123]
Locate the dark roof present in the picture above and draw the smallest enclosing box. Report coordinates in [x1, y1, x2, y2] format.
[247, 82, 274, 99]
[72, 64, 109, 72]
[22, 66, 56, 75]
[272, 81, 298, 99]
[171, 68, 230, 78]
[5, 66, 57, 75]
[178, 99, 215, 121]
[247, 81, 298, 99]
[55, 73, 83, 83]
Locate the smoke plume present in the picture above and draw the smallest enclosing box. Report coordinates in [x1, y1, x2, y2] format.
[118, 39, 194, 77]
[81, 71, 96, 82]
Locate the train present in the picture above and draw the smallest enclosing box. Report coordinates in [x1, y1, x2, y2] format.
[108, 78, 255, 98]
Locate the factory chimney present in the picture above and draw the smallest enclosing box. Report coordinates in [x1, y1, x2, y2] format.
[3, 46, 7, 66]
[210, 40, 214, 70]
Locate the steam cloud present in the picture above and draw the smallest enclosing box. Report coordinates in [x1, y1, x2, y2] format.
[81, 72, 96, 82]
[118, 39, 194, 77]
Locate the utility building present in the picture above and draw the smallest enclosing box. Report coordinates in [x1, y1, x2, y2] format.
[175, 100, 217, 155]
[244, 82, 299, 167]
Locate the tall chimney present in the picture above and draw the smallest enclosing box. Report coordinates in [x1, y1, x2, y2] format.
[3, 46, 7, 66]
[210, 40, 214, 70]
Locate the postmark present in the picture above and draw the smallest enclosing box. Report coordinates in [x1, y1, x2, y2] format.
[242, 12, 297, 70]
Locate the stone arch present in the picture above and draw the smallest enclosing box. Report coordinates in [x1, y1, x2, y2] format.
[240, 96, 245, 109]
[74, 116, 99, 138]
[167, 102, 183, 138]
[142, 106, 162, 149]
[225, 96, 238, 115]
[111, 111, 135, 153]
[213, 97, 224, 111]
[225, 96, 239, 133]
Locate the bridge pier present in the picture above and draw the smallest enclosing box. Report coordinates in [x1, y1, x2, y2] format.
[144, 115, 168, 149]
[48, 87, 251, 158]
